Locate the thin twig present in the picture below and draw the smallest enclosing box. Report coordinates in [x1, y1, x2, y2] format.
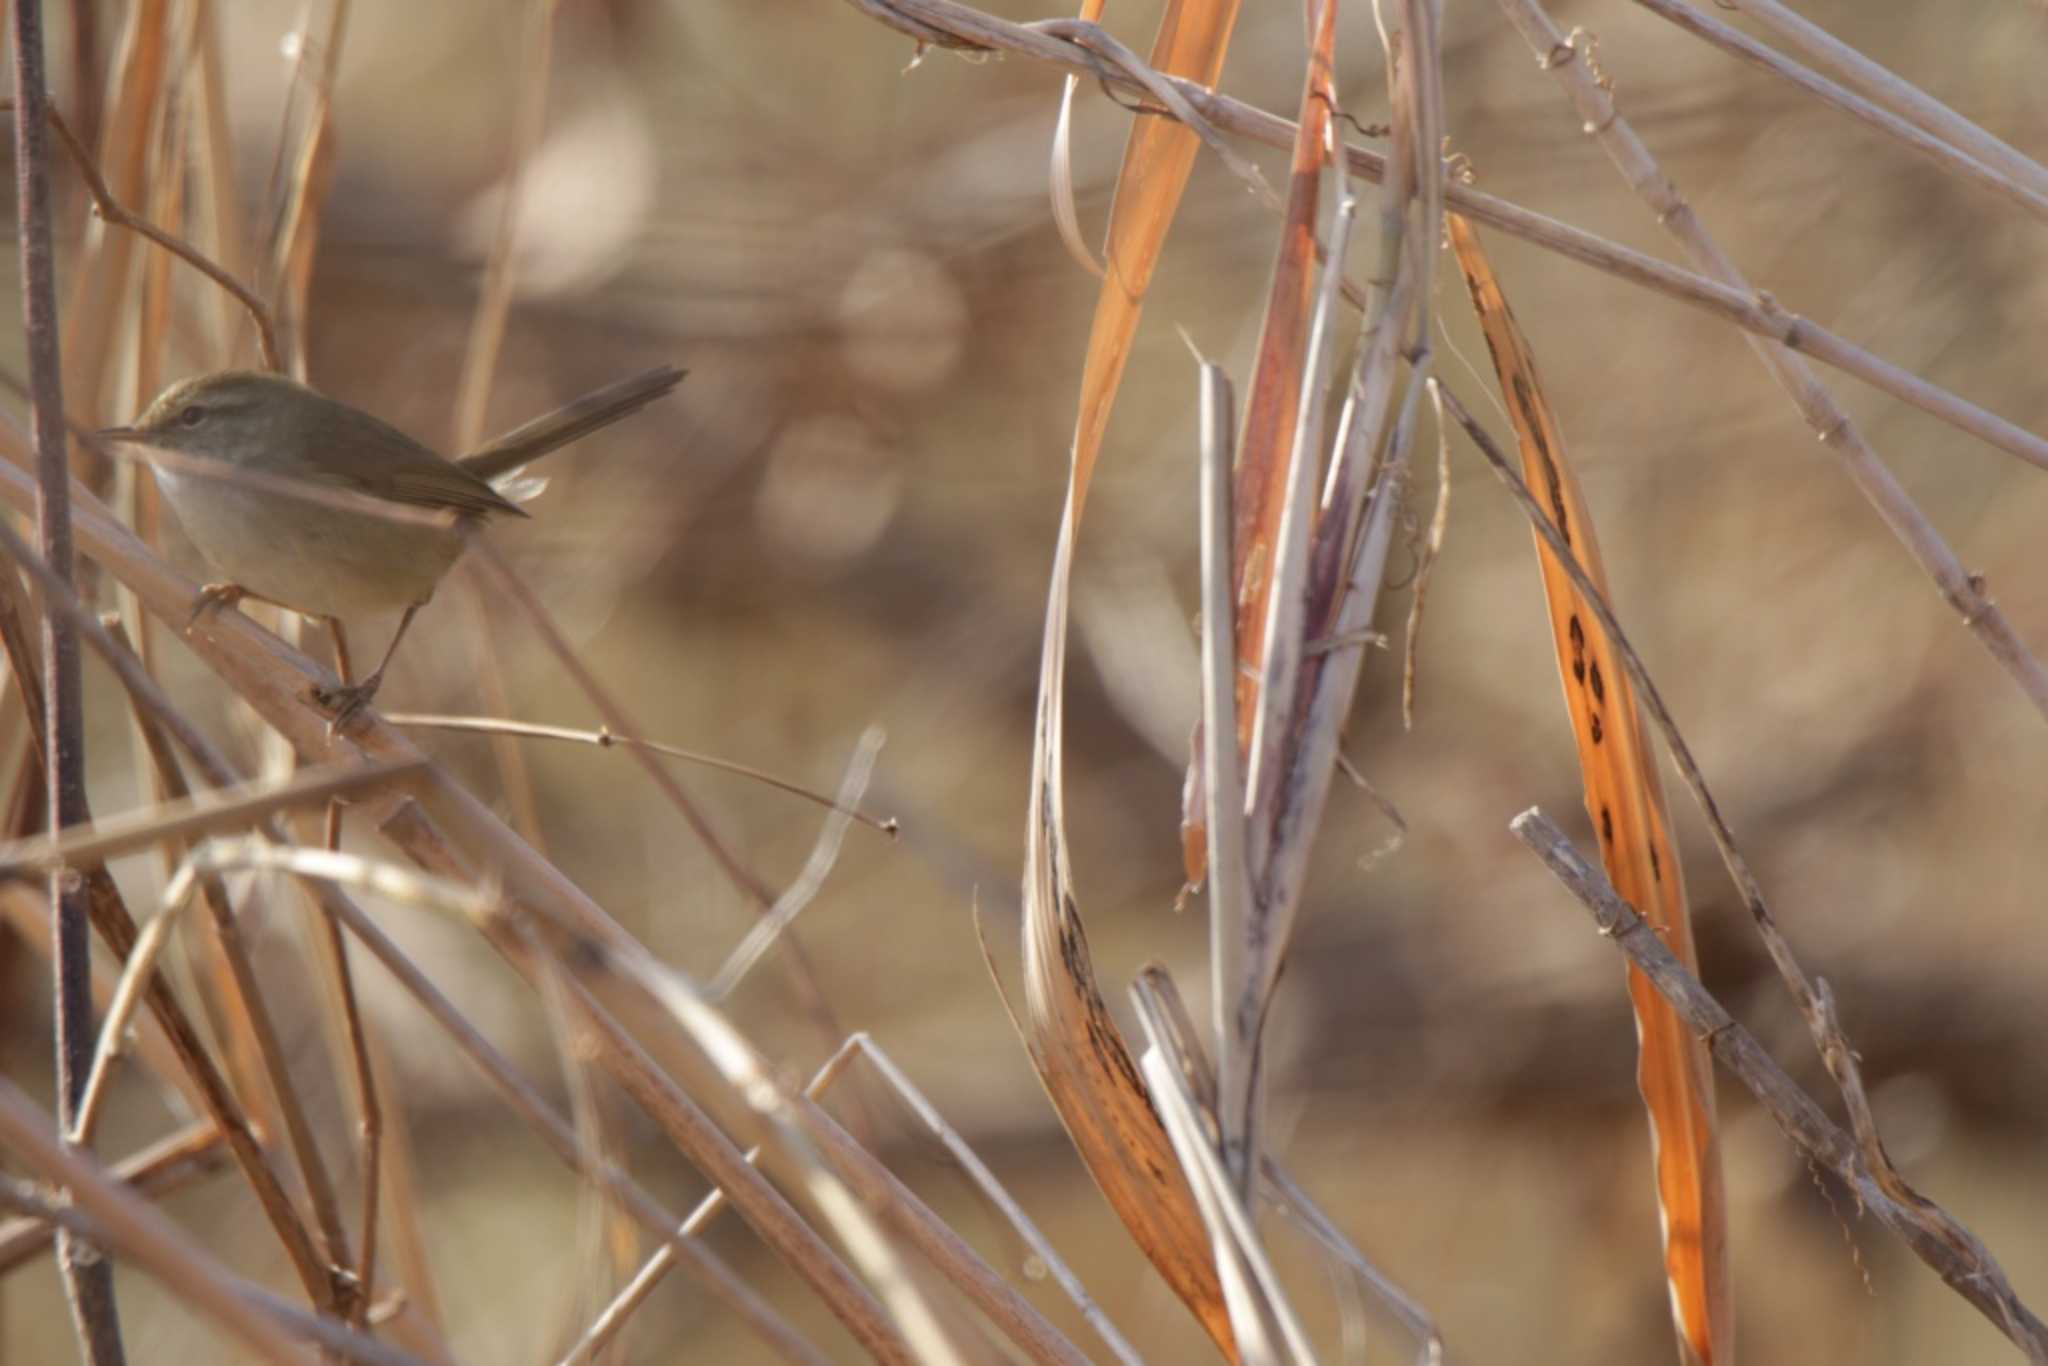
[1133, 978, 1316, 1365]
[559, 1036, 869, 1366]
[190, 836, 838, 1365]
[464, 539, 865, 1079]
[445, 0, 561, 862]
[1137, 965, 1443, 1362]
[1716, 0, 2048, 200]
[0, 418, 1070, 1366]
[0, 756, 424, 872]
[710, 726, 884, 998]
[0, 1122, 224, 1275]
[836, 0, 2048, 478]
[1511, 809, 2048, 1362]
[1492, 0, 2048, 715]
[382, 712, 898, 836]
[1631, 0, 2048, 222]
[28, 103, 281, 370]
[0, 1084, 423, 1366]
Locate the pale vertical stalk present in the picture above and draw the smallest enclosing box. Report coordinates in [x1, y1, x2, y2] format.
[1197, 361, 1256, 1200]
[448, 0, 560, 857]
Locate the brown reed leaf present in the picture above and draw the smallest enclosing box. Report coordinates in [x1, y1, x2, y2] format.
[1016, 1, 1244, 1357]
[1226, 0, 1337, 753]
[1449, 210, 1731, 1366]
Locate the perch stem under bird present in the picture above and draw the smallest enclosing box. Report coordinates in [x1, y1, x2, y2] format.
[97, 365, 685, 730]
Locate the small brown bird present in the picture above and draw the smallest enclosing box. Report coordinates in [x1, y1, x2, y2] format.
[98, 365, 684, 726]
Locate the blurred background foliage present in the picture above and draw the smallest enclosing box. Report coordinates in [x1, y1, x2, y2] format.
[3, 0, 2047, 1360]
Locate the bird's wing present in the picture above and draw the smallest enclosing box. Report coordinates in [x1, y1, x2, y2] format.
[302, 410, 529, 518]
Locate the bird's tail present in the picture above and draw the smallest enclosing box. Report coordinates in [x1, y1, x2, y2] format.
[457, 365, 685, 483]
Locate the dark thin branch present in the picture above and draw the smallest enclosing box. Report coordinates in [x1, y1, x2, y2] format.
[1, 100, 282, 371]
[11, 0, 123, 1358]
[1511, 809, 2048, 1363]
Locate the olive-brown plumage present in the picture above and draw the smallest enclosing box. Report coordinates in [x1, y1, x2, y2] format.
[99, 366, 683, 724]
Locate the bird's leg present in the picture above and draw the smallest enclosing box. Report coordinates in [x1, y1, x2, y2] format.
[313, 601, 426, 733]
[327, 617, 355, 686]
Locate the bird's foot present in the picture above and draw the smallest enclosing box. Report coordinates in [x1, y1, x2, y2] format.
[312, 675, 383, 737]
[188, 582, 250, 628]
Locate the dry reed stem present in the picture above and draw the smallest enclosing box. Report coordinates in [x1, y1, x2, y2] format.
[57, 0, 168, 458]
[1223, 0, 1444, 1234]
[839, 1035, 1139, 1365]
[841, 0, 2048, 475]
[11, 0, 119, 1352]
[464, 540, 865, 1101]
[341, 793, 938, 1366]
[539, 954, 956, 1364]
[0, 1081, 419, 1365]
[1133, 978, 1316, 1363]
[1631, 0, 2048, 222]
[1137, 966, 1443, 1361]
[1194, 355, 1256, 1201]
[1714, 0, 2048, 199]
[446, 0, 560, 861]
[451, 0, 558, 449]
[188, 0, 256, 365]
[195, 838, 835, 1366]
[0, 375, 1072, 1362]
[39, 105, 280, 369]
[304, 884, 384, 1329]
[0, 471, 373, 1312]
[1443, 380, 2046, 1360]
[384, 714, 898, 834]
[1511, 810, 2048, 1362]
[0, 1121, 223, 1274]
[281, 817, 455, 1364]
[709, 727, 882, 998]
[554, 1041, 870, 1366]
[264, 0, 348, 378]
[0, 757, 422, 871]
[1492, 0, 2048, 717]
[0, 886, 201, 1119]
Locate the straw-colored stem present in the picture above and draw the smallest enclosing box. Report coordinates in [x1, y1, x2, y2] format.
[839, 0, 2048, 477]
[1719, 0, 2048, 202]
[1491, 0, 2048, 715]
[0, 1121, 223, 1275]
[1511, 809, 2048, 1362]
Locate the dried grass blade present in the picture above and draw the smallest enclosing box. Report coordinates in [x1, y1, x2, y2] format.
[1132, 976, 1316, 1364]
[1063, 0, 1242, 512]
[58, 0, 169, 437]
[1228, 0, 1337, 750]
[1017, 0, 1243, 1355]
[1448, 211, 1729, 1366]
[1048, 0, 1107, 278]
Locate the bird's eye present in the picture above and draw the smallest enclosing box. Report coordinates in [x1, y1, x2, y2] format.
[178, 405, 205, 427]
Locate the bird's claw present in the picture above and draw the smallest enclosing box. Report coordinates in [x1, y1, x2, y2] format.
[189, 582, 248, 629]
[312, 678, 381, 737]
